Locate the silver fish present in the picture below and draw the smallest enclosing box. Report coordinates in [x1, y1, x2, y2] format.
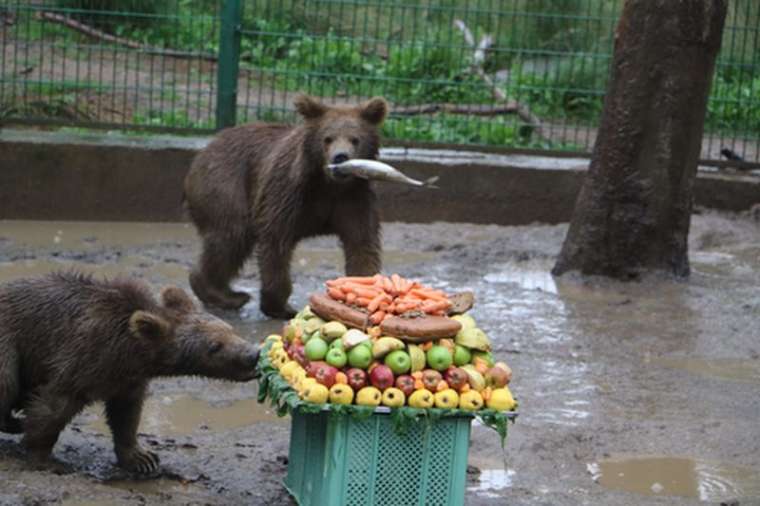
[327, 159, 439, 188]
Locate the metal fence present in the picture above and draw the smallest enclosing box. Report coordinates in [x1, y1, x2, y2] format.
[1, 1, 759, 163]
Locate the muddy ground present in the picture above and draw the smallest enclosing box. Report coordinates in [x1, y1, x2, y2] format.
[0, 212, 759, 505]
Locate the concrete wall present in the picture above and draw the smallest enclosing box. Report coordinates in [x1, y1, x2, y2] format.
[1, 129, 757, 224]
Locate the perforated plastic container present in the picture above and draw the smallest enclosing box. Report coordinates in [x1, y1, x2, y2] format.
[284, 408, 472, 506]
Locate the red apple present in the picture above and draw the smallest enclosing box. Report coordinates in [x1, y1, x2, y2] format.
[313, 363, 339, 388]
[485, 366, 510, 388]
[369, 365, 395, 390]
[444, 367, 468, 392]
[291, 344, 308, 368]
[307, 361, 328, 378]
[395, 375, 415, 397]
[421, 369, 443, 392]
[346, 368, 368, 391]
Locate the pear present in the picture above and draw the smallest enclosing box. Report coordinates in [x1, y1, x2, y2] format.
[408, 389, 434, 409]
[356, 386, 382, 407]
[451, 313, 476, 330]
[407, 344, 426, 372]
[303, 317, 326, 337]
[434, 389, 459, 409]
[302, 383, 329, 404]
[454, 327, 491, 352]
[372, 337, 405, 359]
[487, 387, 516, 411]
[322, 321, 348, 341]
[381, 388, 406, 408]
[329, 384, 355, 405]
[460, 365, 486, 391]
[459, 390, 484, 411]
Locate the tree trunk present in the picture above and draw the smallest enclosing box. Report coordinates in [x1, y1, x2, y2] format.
[552, 0, 727, 279]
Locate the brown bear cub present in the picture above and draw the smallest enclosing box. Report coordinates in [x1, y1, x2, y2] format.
[0, 271, 259, 473]
[183, 95, 388, 318]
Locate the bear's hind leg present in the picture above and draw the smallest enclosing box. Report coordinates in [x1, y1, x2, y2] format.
[0, 346, 22, 434]
[106, 385, 159, 474]
[191, 229, 255, 310]
[257, 239, 297, 319]
[22, 387, 83, 465]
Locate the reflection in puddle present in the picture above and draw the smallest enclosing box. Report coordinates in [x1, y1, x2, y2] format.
[468, 469, 515, 498]
[87, 396, 283, 437]
[651, 357, 760, 384]
[589, 456, 760, 501]
[484, 261, 558, 294]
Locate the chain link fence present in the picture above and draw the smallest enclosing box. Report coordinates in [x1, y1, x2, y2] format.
[1, 1, 758, 163]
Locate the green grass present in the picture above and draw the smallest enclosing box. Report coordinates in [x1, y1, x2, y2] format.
[7, 0, 760, 148]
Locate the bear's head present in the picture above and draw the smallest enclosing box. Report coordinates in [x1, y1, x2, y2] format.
[129, 287, 259, 382]
[295, 94, 388, 181]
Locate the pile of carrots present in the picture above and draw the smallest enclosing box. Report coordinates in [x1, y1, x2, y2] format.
[325, 274, 452, 324]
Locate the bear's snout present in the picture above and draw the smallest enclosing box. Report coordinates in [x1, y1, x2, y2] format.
[331, 152, 349, 164]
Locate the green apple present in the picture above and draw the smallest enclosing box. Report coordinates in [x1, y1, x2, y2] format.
[304, 337, 328, 361]
[348, 344, 373, 369]
[329, 338, 345, 351]
[426, 345, 453, 371]
[325, 347, 348, 368]
[453, 345, 472, 366]
[384, 350, 411, 375]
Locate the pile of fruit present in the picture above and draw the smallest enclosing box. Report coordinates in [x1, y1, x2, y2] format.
[263, 281, 517, 413]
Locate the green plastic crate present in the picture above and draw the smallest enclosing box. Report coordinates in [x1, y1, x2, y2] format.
[285, 408, 472, 506]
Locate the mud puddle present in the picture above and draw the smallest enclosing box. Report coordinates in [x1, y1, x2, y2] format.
[650, 357, 760, 384]
[588, 455, 760, 501]
[0, 220, 196, 249]
[85, 395, 283, 438]
[0, 256, 188, 285]
[467, 455, 515, 499]
[102, 477, 203, 497]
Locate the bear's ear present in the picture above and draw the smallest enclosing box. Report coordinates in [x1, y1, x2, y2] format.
[294, 94, 328, 120]
[160, 286, 196, 313]
[129, 310, 171, 340]
[359, 97, 388, 125]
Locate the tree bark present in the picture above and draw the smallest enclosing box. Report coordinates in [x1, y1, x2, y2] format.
[552, 0, 727, 279]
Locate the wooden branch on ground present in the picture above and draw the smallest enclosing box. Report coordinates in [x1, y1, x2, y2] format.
[35, 11, 216, 61]
[453, 19, 544, 139]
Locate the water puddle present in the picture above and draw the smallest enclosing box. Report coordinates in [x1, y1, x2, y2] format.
[290, 248, 434, 273]
[588, 456, 760, 501]
[484, 260, 558, 294]
[468, 468, 516, 498]
[651, 357, 760, 384]
[86, 395, 283, 437]
[0, 221, 195, 249]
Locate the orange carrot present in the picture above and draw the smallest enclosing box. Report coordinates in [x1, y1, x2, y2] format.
[367, 293, 386, 313]
[346, 292, 357, 304]
[356, 297, 372, 307]
[421, 300, 452, 314]
[411, 371, 424, 380]
[346, 285, 382, 299]
[382, 276, 394, 293]
[436, 380, 449, 392]
[369, 310, 385, 325]
[411, 288, 448, 301]
[327, 287, 346, 300]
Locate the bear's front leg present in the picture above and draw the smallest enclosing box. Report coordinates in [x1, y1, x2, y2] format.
[106, 386, 159, 474]
[257, 238, 297, 319]
[333, 194, 382, 276]
[22, 388, 83, 467]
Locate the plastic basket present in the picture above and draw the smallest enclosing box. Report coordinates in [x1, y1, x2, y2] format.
[285, 408, 472, 506]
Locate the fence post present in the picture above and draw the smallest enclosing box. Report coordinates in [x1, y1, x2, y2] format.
[216, 0, 242, 130]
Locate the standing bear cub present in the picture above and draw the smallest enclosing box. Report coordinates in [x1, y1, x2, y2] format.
[0, 271, 259, 473]
[183, 95, 388, 318]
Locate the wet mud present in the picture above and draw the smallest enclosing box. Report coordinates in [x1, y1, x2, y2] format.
[1, 211, 759, 505]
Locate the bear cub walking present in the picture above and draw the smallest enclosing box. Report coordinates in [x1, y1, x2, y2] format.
[0, 271, 259, 473]
[183, 95, 388, 318]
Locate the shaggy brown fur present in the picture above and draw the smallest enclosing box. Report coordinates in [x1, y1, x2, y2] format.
[183, 95, 388, 318]
[0, 271, 259, 473]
